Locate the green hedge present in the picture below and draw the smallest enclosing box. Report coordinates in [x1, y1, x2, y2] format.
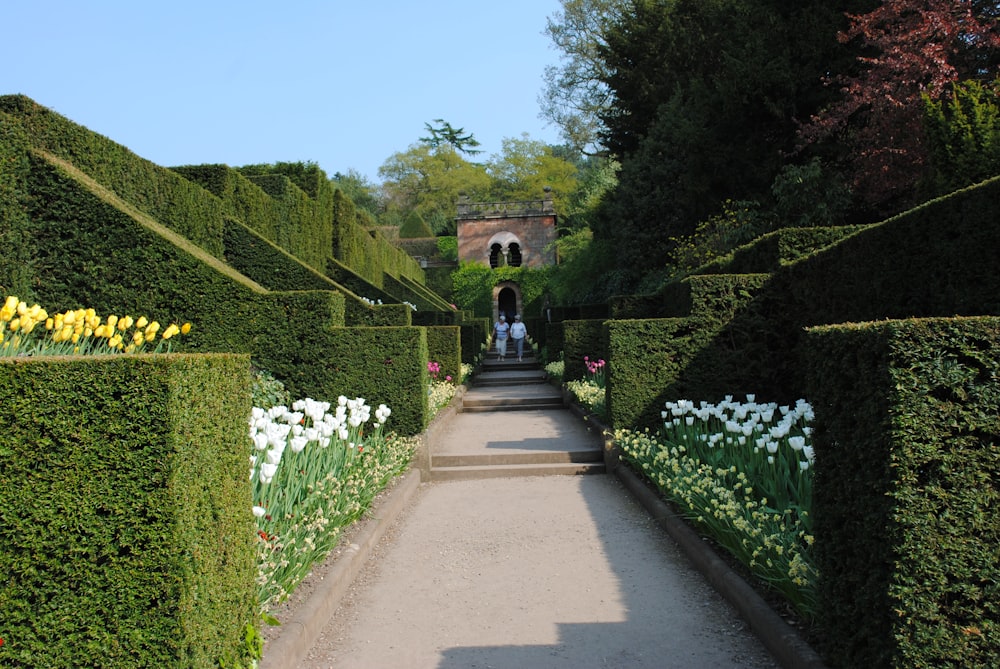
[607, 177, 1000, 431]
[0, 354, 256, 668]
[425, 325, 462, 383]
[605, 274, 770, 430]
[13, 149, 430, 434]
[0, 111, 33, 299]
[0, 95, 227, 257]
[804, 317, 1000, 669]
[221, 220, 410, 327]
[607, 318, 709, 430]
[459, 318, 490, 365]
[696, 225, 870, 276]
[173, 164, 333, 274]
[561, 319, 608, 382]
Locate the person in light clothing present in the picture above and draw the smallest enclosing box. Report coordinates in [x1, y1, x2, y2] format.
[510, 314, 527, 362]
[492, 313, 510, 361]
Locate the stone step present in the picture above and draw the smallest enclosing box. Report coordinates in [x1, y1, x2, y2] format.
[473, 370, 548, 386]
[432, 449, 603, 468]
[462, 401, 566, 413]
[429, 460, 606, 481]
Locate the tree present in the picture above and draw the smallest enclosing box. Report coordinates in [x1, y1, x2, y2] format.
[540, 0, 627, 154]
[378, 144, 491, 235]
[798, 0, 1000, 214]
[419, 119, 482, 155]
[591, 0, 868, 283]
[331, 169, 383, 218]
[484, 135, 578, 212]
[922, 78, 1000, 195]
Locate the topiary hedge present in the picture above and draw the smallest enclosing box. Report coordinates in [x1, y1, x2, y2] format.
[0, 354, 256, 668]
[804, 316, 1000, 669]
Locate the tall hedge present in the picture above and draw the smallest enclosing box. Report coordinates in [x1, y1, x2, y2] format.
[804, 317, 1000, 669]
[0, 354, 256, 668]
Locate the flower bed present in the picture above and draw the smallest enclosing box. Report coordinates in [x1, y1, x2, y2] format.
[616, 395, 817, 620]
[248, 396, 415, 614]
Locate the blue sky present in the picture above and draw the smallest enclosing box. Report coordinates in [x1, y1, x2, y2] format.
[3, 1, 565, 183]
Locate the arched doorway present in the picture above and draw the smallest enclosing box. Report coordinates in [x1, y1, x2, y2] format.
[493, 281, 521, 324]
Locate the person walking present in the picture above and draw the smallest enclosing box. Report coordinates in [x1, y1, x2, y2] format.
[510, 314, 527, 362]
[492, 314, 510, 361]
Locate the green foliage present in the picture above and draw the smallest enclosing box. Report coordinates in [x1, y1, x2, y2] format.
[379, 143, 491, 235]
[0, 110, 35, 300]
[436, 236, 458, 261]
[593, 0, 869, 283]
[804, 317, 1000, 668]
[251, 366, 292, 408]
[562, 319, 608, 382]
[923, 78, 1000, 197]
[547, 229, 630, 305]
[770, 158, 852, 229]
[666, 200, 773, 279]
[450, 262, 554, 319]
[484, 134, 578, 215]
[398, 210, 434, 238]
[0, 354, 257, 668]
[424, 325, 462, 384]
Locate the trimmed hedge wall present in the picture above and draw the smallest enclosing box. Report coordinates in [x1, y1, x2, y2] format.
[0, 354, 256, 668]
[460, 317, 490, 365]
[14, 146, 428, 435]
[561, 319, 608, 382]
[425, 325, 462, 383]
[606, 176, 1000, 430]
[606, 274, 770, 430]
[221, 219, 410, 327]
[804, 317, 1000, 669]
[1, 95, 445, 325]
[0, 95, 227, 258]
[172, 164, 333, 274]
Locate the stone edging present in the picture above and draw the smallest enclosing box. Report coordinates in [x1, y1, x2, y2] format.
[258, 468, 422, 669]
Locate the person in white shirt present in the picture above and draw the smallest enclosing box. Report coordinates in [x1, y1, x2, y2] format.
[492, 314, 510, 361]
[510, 314, 527, 362]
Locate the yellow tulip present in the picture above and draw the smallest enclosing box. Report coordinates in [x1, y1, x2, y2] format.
[133, 331, 144, 346]
[145, 330, 156, 343]
[84, 327, 93, 338]
[63, 310, 76, 325]
[95, 325, 107, 338]
[136, 316, 148, 329]
[71, 333, 80, 344]
[8, 318, 19, 332]
[60, 325, 73, 342]
[106, 314, 118, 330]
[109, 334, 123, 349]
[16, 301, 27, 316]
[145, 321, 160, 335]
[161, 324, 180, 340]
[119, 315, 133, 331]
[180, 322, 192, 335]
[54, 313, 64, 329]
[124, 344, 135, 353]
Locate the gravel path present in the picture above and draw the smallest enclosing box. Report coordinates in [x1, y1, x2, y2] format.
[295, 475, 779, 669]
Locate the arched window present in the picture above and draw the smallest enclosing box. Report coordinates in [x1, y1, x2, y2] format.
[489, 243, 503, 268]
[508, 243, 522, 267]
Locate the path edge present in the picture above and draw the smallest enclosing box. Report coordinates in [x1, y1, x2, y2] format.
[581, 400, 828, 669]
[257, 468, 422, 669]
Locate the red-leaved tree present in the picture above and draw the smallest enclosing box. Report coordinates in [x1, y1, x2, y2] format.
[799, 0, 1000, 214]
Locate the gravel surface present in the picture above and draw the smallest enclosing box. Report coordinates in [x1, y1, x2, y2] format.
[292, 475, 779, 669]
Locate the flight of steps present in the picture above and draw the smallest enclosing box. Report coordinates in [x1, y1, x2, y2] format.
[427, 343, 606, 480]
